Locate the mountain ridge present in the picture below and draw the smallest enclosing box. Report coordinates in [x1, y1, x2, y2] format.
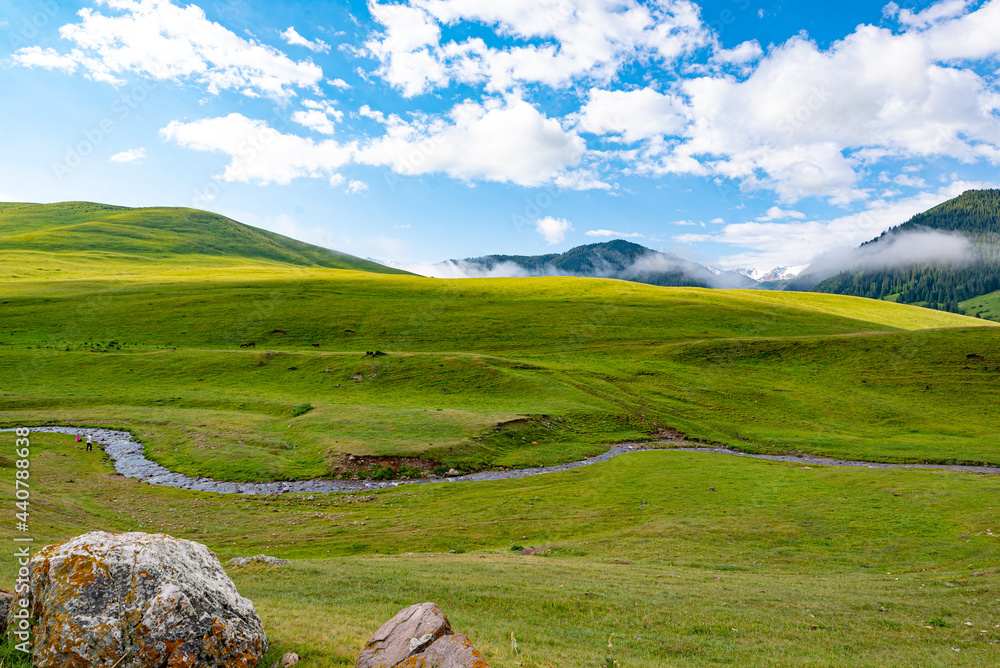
[453, 239, 760, 289]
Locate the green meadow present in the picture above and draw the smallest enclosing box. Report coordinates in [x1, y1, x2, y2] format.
[0, 431, 998, 667]
[1, 203, 999, 666]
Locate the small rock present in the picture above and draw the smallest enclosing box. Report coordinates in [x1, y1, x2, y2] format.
[446, 469, 461, 477]
[229, 554, 291, 567]
[272, 651, 300, 667]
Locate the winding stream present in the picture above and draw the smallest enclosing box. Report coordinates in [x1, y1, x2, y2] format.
[8, 426, 998, 495]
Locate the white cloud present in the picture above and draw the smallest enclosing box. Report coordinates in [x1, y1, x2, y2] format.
[634, 3, 1000, 203]
[585, 229, 645, 238]
[676, 181, 993, 269]
[363, 0, 708, 96]
[109, 147, 146, 164]
[159, 113, 354, 185]
[292, 100, 344, 135]
[574, 87, 687, 142]
[893, 173, 927, 188]
[346, 180, 369, 194]
[12, 0, 323, 99]
[280, 26, 330, 53]
[756, 206, 805, 221]
[535, 216, 573, 244]
[892, 0, 973, 28]
[356, 96, 592, 187]
[711, 40, 763, 65]
[327, 77, 351, 89]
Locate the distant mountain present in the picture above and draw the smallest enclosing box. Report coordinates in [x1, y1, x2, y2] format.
[810, 190, 1000, 316]
[453, 240, 760, 289]
[0, 201, 409, 274]
[734, 265, 810, 282]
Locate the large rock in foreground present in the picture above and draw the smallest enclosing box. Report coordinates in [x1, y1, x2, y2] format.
[21, 531, 267, 668]
[357, 602, 489, 668]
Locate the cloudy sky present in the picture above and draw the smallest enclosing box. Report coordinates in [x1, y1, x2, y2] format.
[2, 0, 999, 271]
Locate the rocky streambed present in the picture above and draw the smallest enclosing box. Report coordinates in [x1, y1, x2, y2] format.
[6, 426, 997, 495]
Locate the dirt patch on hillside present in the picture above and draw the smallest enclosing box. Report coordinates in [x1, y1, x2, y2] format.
[326, 451, 444, 480]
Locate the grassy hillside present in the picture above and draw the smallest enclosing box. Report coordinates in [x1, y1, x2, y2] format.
[0, 266, 996, 479]
[0, 202, 408, 274]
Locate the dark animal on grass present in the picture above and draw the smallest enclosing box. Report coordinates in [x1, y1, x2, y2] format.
[271, 330, 287, 335]
[240, 342, 256, 348]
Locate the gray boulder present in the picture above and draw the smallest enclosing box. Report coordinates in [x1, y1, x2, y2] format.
[356, 602, 489, 668]
[19, 531, 267, 668]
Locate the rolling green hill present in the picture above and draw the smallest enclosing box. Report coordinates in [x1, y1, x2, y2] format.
[0, 265, 995, 480]
[813, 190, 1000, 316]
[0, 201, 408, 274]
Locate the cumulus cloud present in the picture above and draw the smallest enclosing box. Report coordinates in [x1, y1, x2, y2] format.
[574, 87, 688, 142]
[12, 0, 323, 99]
[363, 0, 709, 96]
[346, 179, 369, 194]
[756, 206, 805, 221]
[280, 27, 330, 53]
[292, 100, 344, 135]
[159, 113, 354, 184]
[109, 147, 146, 164]
[355, 96, 591, 187]
[535, 216, 573, 244]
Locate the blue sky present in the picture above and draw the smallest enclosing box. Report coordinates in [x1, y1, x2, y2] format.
[2, 0, 999, 273]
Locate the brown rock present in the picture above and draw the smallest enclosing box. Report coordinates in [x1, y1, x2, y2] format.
[397, 634, 490, 668]
[356, 602, 451, 668]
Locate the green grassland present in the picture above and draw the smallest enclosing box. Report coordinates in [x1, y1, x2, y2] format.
[2, 203, 1000, 666]
[0, 263, 996, 477]
[0, 431, 997, 667]
[961, 289, 1000, 322]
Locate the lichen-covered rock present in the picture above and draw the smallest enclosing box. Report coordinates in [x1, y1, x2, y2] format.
[22, 531, 267, 668]
[0, 589, 13, 635]
[396, 634, 490, 668]
[356, 602, 451, 668]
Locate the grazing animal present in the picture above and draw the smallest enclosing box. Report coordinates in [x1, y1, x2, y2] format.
[240, 342, 256, 348]
[271, 329, 287, 335]
[311, 343, 320, 347]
